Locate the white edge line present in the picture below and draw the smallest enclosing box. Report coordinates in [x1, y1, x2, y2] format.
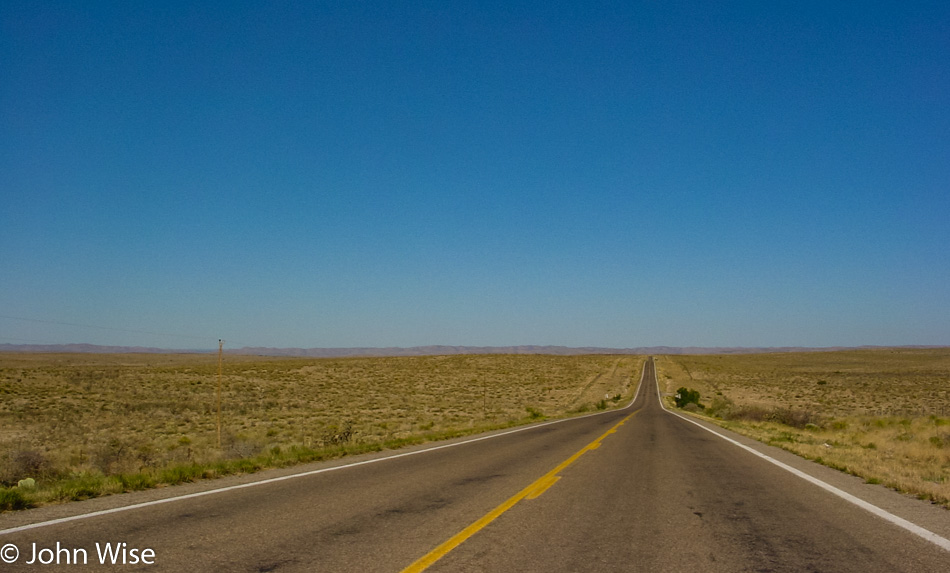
[1, 359, 649, 536]
[653, 358, 950, 553]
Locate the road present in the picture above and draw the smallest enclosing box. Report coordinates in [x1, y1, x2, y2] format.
[2, 358, 949, 571]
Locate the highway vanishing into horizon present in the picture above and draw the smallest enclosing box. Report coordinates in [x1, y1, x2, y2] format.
[2, 359, 949, 571]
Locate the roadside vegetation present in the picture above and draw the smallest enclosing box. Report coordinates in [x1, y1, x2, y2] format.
[656, 349, 950, 509]
[0, 352, 642, 511]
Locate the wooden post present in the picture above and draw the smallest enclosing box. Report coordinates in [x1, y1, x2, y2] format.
[217, 339, 223, 449]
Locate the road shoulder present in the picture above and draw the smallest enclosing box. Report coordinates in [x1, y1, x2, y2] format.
[665, 408, 950, 543]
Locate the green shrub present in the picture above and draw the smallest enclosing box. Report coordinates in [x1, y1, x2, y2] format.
[706, 396, 735, 418]
[525, 406, 545, 419]
[674, 387, 703, 409]
[52, 473, 107, 502]
[156, 464, 205, 485]
[117, 472, 155, 491]
[0, 487, 31, 511]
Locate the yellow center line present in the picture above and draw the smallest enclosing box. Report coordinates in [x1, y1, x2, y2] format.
[401, 410, 638, 573]
[525, 475, 561, 500]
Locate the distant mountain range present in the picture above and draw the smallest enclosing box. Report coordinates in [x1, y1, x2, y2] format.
[1, 343, 943, 357]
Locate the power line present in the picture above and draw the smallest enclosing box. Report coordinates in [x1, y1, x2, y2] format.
[0, 335, 66, 345]
[0, 314, 218, 343]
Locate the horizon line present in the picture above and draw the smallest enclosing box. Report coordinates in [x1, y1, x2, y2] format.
[1, 342, 946, 358]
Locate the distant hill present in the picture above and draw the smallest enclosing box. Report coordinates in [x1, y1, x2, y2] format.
[226, 345, 792, 357]
[221, 345, 946, 356]
[2, 342, 943, 357]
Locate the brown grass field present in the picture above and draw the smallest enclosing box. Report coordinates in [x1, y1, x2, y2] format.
[5, 348, 947, 512]
[0, 352, 643, 511]
[655, 348, 950, 509]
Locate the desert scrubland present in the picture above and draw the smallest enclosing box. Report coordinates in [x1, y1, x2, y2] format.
[656, 348, 950, 508]
[0, 353, 642, 510]
[6, 348, 947, 513]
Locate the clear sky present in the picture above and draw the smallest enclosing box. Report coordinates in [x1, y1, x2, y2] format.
[2, 1, 948, 350]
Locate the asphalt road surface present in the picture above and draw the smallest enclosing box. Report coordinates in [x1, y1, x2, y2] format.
[2, 359, 949, 572]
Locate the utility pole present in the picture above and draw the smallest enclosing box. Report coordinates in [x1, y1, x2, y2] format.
[217, 339, 223, 449]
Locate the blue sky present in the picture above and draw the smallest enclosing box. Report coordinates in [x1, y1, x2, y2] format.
[2, 1, 948, 349]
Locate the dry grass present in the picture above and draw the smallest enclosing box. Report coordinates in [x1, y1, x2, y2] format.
[0, 352, 642, 510]
[656, 349, 950, 508]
